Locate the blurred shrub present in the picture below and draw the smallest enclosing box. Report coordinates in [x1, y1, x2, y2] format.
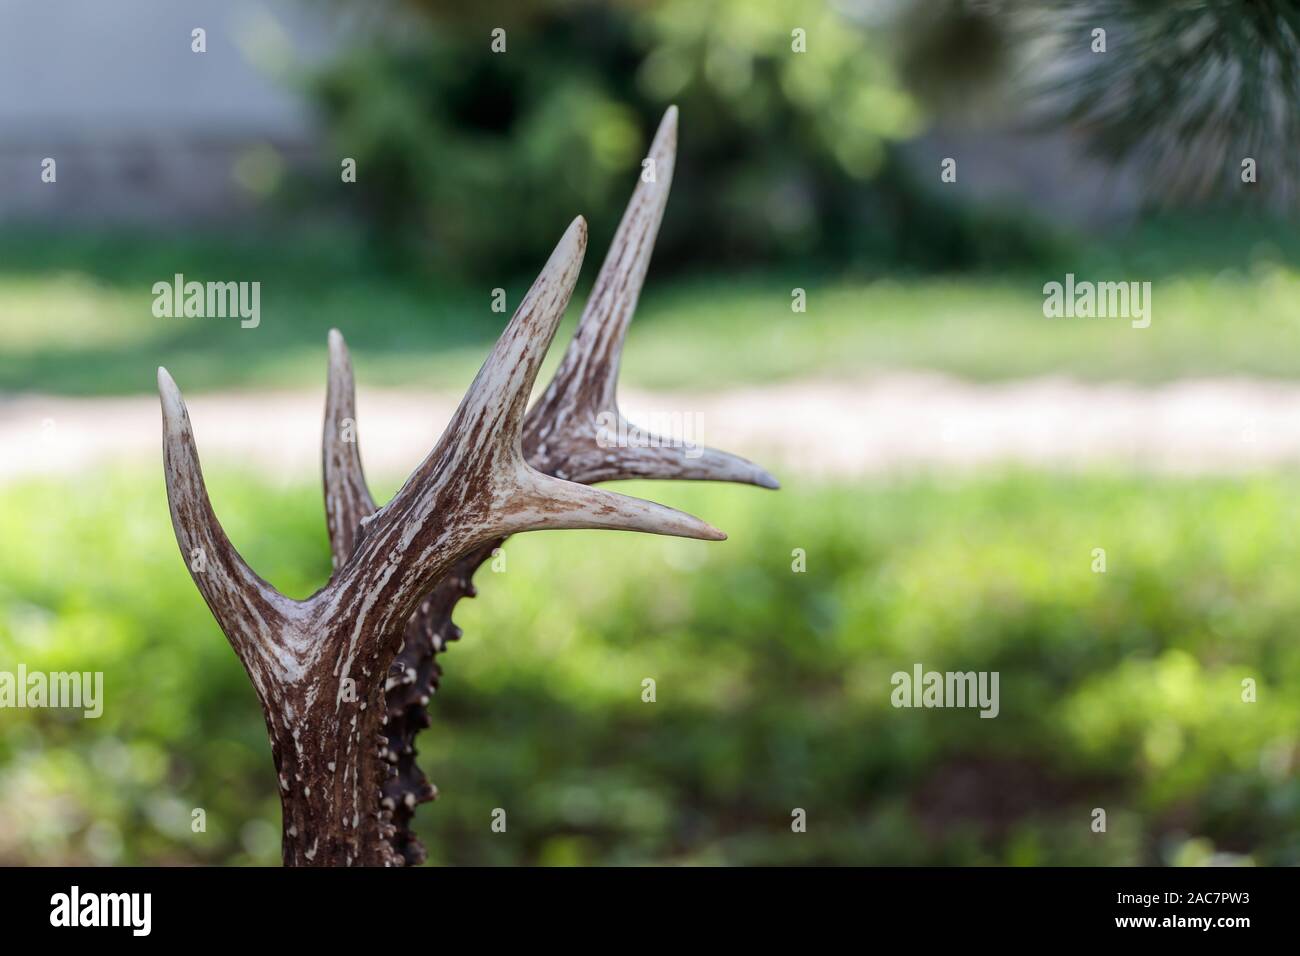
[2, 470, 1298, 864]
[309, 0, 1055, 274]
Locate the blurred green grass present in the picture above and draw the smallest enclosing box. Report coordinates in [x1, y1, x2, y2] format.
[2, 213, 1300, 397]
[1, 468, 1297, 865]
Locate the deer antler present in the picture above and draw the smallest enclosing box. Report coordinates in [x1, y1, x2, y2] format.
[161, 213, 730, 866]
[322, 107, 780, 864]
[523, 108, 780, 490]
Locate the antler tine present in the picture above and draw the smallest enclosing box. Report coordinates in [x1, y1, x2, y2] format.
[511, 469, 726, 539]
[534, 106, 679, 417]
[524, 106, 780, 490]
[323, 329, 378, 568]
[364, 215, 590, 532]
[158, 368, 297, 679]
[329, 217, 725, 622]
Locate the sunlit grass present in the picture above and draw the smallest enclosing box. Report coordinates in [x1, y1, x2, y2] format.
[2, 468, 1298, 864]
[3, 214, 1300, 395]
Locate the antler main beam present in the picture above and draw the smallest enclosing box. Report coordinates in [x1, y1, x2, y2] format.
[322, 107, 779, 864]
[161, 194, 739, 865]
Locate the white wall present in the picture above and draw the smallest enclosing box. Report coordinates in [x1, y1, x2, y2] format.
[0, 0, 343, 222]
[0, 0, 340, 137]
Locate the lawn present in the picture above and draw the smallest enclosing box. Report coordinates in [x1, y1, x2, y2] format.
[2, 469, 1297, 865]
[2, 213, 1300, 397]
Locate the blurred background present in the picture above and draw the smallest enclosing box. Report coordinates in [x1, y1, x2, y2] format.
[2, 0, 1299, 865]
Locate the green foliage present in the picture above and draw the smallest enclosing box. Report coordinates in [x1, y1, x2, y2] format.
[2, 470, 1297, 864]
[2, 213, 1300, 396]
[309, 0, 968, 273]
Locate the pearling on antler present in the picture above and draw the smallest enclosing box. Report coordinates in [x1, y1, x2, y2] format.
[163, 108, 778, 866]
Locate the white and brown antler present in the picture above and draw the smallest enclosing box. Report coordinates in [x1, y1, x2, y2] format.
[161, 198, 753, 865]
[320, 107, 779, 864]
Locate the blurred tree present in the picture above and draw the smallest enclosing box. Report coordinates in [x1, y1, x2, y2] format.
[311, 0, 940, 273]
[894, 0, 1013, 117]
[309, 0, 1298, 272]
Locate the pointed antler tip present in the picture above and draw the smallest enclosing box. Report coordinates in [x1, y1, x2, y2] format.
[695, 447, 781, 490]
[629, 442, 782, 492]
[653, 106, 678, 153]
[157, 366, 184, 416]
[328, 328, 351, 368]
[567, 215, 588, 246]
[630, 499, 727, 543]
[541, 216, 588, 275]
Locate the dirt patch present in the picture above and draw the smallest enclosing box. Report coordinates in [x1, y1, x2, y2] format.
[6, 372, 1300, 484]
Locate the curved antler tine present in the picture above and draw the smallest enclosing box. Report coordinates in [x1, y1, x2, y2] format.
[340, 215, 588, 593]
[669, 443, 781, 489]
[378, 216, 588, 522]
[533, 107, 677, 425]
[158, 368, 292, 655]
[502, 469, 726, 541]
[453, 215, 588, 465]
[323, 329, 377, 568]
[523, 106, 779, 490]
